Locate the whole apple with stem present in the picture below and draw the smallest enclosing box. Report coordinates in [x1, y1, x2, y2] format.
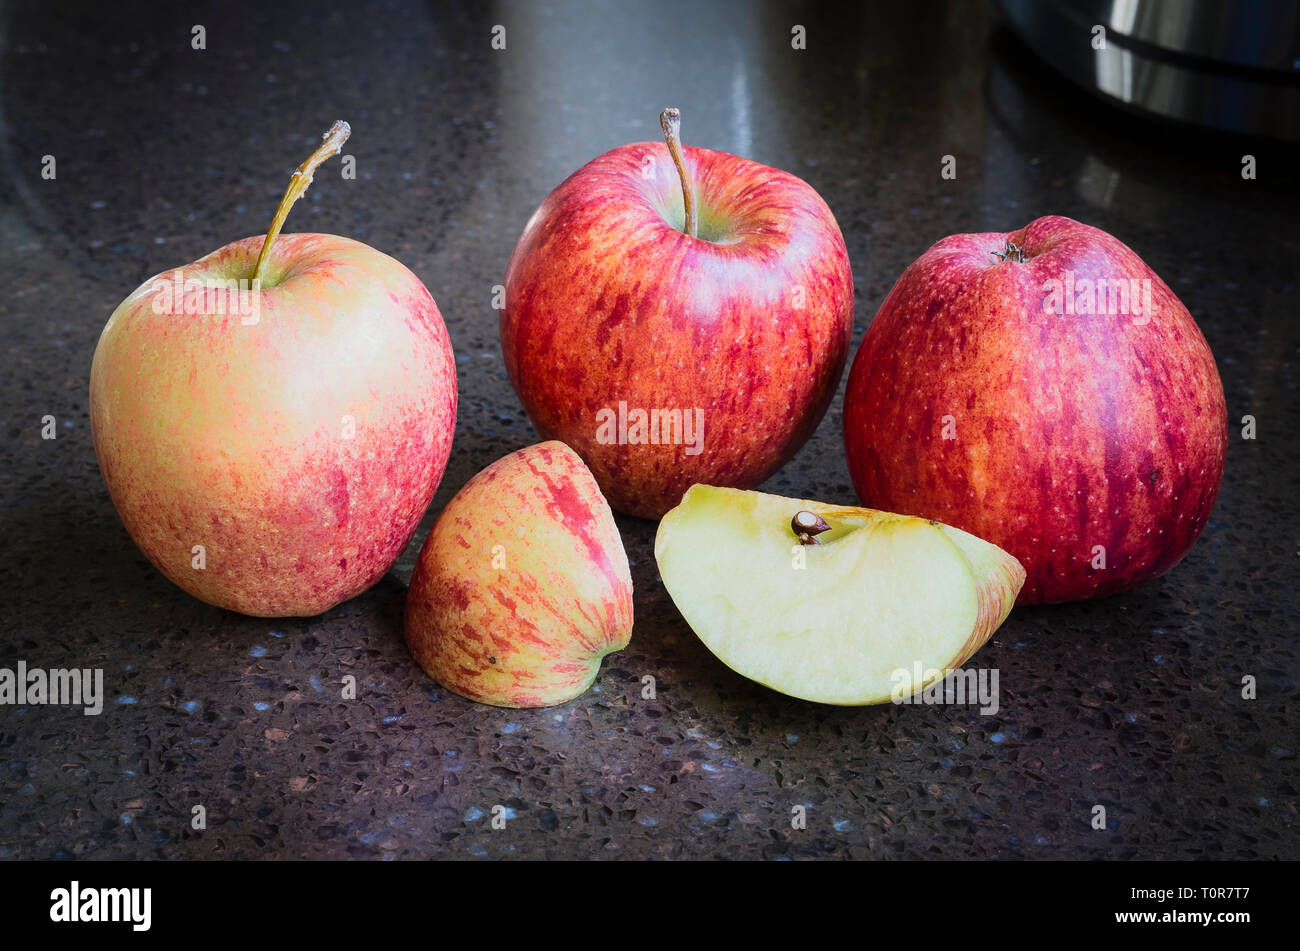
[90, 121, 458, 617]
[843, 215, 1227, 604]
[404, 441, 633, 708]
[501, 108, 854, 519]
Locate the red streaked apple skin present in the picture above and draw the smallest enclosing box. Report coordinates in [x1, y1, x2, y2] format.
[843, 215, 1228, 604]
[502, 141, 854, 519]
[404, 441, 633, 708]
[939, 526, 1028, 664]
[90, 233, 457, 617]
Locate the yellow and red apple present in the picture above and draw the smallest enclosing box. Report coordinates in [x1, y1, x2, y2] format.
[501, 109, 854, 519]
[90, 123, 457, 616]
[404, 441, 633, 708]
[655, 485, 1024, 705]
[844, 215, 1227, 604]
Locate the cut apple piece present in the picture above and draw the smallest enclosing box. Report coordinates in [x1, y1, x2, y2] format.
[654, 485, 1025, 705]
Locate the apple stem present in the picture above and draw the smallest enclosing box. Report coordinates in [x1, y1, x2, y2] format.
[250, 120, 352, 286]
[990, 240, 1026, 264]
[659, 108, 697, 238]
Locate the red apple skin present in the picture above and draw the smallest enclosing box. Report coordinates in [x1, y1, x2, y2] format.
[502, 141, 854, 519]
[90, 233, 457, 617]
[843, 215, 1227, 604]
[404, 442, 633, 708]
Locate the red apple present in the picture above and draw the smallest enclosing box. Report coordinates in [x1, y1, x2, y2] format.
[90, 123, 457, 616]
[843, 215, 1227, 604]
[501, 108, 854, 519]
[404, 441, 633, 708]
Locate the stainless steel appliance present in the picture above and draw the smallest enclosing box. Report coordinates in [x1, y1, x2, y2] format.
[1000, 0, 1300, 140]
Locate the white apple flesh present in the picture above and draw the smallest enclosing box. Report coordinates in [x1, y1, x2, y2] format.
[655, 485, 1025, 705]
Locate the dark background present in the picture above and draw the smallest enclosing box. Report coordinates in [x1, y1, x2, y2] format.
[0, 0, 1296, 859]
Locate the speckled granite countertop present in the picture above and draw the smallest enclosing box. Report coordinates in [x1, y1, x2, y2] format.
[1, 0, 1296, 860]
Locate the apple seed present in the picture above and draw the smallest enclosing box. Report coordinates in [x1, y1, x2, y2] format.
[792, 510, 831, 544]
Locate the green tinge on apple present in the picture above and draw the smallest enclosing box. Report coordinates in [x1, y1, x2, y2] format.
[654, 485, 1025, 706]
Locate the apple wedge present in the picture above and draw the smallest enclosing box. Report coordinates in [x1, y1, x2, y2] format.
[405, 442, 634, 708]
[654, 485, 1025, 705]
